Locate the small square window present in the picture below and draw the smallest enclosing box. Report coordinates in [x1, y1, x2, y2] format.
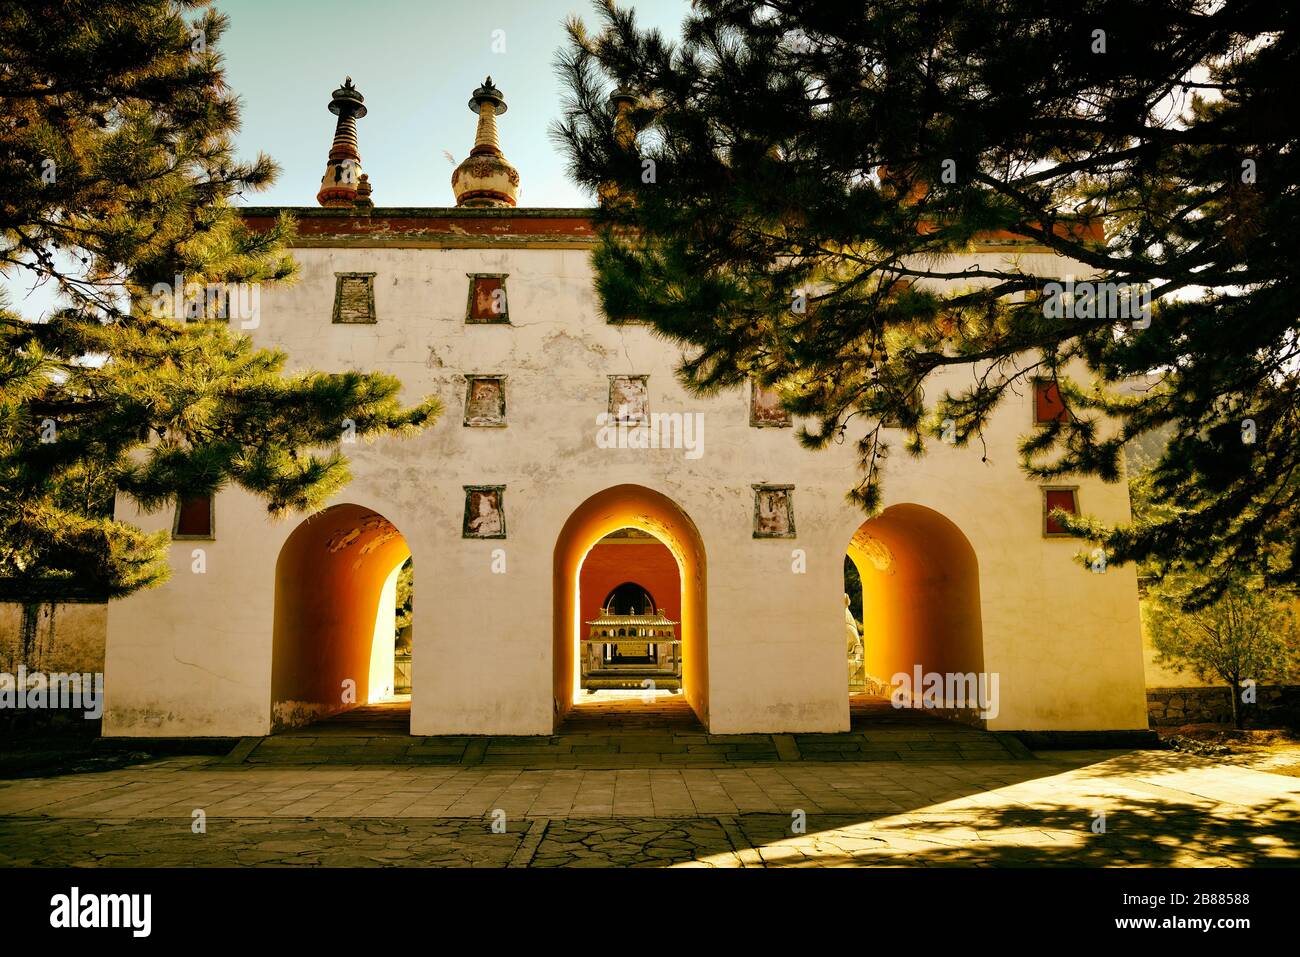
[464, 375, 507, 427]
[750, 380, 791, 428]
[333, 272, 376, 324]
[753, 484, 796, 539]
[462, 485, 506, 539]
[1042, 487, 1078, 537]
[466, 274, 509, 323]
[174, 494, 214, 539]
[1033, 378, 1069, 424]
[608, 375, 649, 425]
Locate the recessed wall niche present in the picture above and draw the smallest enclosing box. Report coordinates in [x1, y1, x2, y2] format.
[463, 375, 507, 427]
[463, 485, 507, 539]
[752, 484, 796, 538]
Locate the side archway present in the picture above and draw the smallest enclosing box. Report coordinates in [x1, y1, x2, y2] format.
[845, 504, 984, 706]
[553, 485, 708, 727]
[271, 503, 411, 731]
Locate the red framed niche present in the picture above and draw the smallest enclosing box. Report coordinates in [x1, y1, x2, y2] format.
[1042, 487, 1079, 537]
[173, 494, 214, 539]
[1033, 379, 1069, 424]
[466, 274, 509, 323]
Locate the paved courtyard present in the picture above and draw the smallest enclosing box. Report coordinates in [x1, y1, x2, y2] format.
[1, 747, 1297, 867]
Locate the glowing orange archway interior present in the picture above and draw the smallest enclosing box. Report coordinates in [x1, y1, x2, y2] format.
[271, 503, 411, 731]
[553, 485, 708, 728]
[846, 503, 984, 689]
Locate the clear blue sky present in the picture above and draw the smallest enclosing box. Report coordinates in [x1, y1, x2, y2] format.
[3, 0, 689, 318]
[214, 0, 690, 208]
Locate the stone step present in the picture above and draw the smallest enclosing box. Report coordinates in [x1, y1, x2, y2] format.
[237, 729, 1029, 766]
[239, 697, 1032, 766]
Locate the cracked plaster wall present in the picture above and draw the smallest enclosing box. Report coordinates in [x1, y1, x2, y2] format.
[104, 242, 1148, 736]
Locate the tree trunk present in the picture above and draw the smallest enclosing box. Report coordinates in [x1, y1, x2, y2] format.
[1229, 675, 1242, 729]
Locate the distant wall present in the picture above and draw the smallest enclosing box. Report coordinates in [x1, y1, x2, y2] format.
[1147, 685, 1300, 727]
[0, 601, 106, 675]
[1140, 596, 1300, 690]
[579, 541, 681, 626]
[1139, 603, 1206, 688]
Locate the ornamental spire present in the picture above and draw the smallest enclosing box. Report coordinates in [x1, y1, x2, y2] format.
[316, 77, 368, 208]
[452, 76, 519, 207]
[599, 89, 639, 206]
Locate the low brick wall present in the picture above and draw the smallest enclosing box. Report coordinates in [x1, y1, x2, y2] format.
[1147, 685, 1300, 727]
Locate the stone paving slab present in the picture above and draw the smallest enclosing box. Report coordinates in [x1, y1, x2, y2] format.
[1, 796, 1295, 867]
[529, 818, 741, 867]
[0, 749, 1297, 867]
[0, 817, 527, 867]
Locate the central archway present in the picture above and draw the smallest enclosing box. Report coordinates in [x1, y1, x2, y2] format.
[553, 485, 708, 728]
[270, 503, 411, 731]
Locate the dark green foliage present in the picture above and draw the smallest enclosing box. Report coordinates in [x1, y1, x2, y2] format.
[555, 0, 1300, 597]
[0, 1, 439, 599]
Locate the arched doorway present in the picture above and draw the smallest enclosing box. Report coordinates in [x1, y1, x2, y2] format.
[270, 503, 411, 731]
[603, 581, 657, 616]
[843, 503, 986, 723]
[581, 535, 683, 692]
[553, 485, 708, 728]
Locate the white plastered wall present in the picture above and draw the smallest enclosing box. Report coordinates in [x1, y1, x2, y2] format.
[104, 239, 1149, 736]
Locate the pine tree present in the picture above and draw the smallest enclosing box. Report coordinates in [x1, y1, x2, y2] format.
[555, 0, 1300, 598]
[0, 1, 439, 599]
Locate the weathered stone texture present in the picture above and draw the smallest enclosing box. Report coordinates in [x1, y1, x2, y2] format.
[1146, 684, 1300, 726]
